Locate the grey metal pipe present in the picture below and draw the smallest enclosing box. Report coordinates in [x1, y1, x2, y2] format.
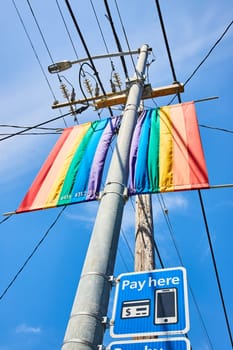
[62, 44, 150, 350]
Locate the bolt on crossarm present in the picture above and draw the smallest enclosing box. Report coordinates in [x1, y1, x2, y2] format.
[62, 44, 151, 350]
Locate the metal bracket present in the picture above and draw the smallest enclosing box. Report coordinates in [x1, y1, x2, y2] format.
[101, 316, 110, 329]
[98, 183, 128, 203]
[98, 345, 106, 350]
[81, 271, 113, 284]
[63, 338, 94, 347]
[108, 275, 117, 287]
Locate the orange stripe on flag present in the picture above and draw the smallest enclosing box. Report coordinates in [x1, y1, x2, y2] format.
[171, 103, 190, 190]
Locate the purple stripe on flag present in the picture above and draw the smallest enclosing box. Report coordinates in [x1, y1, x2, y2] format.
[129, 111, 147, 191]
[86, 116, 121, 200]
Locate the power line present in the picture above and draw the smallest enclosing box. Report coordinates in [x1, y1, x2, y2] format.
[0, 124, 62, 131]
[118, 247, 131, 272]
[89, 0, 123, 96]
[0, 124, 63, 137]
[64, 0, 113, 118]
[198, 190, 233, 347]
[26, 0, 55, 64]
[0, 107, 87, 142]
[0, 216, 12, 225]
[168, 20, 233, 105]
[157, 194, 214, 350]
[154, 0, 181, 103]
[199, 124, 233, 134]
[120, 227, 134, 262]
[184, 20, 233, 87]
[154, 2, 232, 345]
[104, 0, 129, 79]
[0, 132, 61, 136]
[11, 0, 69, 128]
[64, 0, 113, 116]
[114, 0, 137, 73]
[0, 206, 66, 301]
[153, 237, 164, 269]
[89, 0, 110, 56]
[11, 0, 57, 101]
[55, 0, 80, 61]
[152, 1, 216, 344]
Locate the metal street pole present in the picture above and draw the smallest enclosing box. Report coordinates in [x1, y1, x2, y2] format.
[62, 44, 150, 350]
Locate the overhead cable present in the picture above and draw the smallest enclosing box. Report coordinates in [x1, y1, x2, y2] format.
[11, 0, 57, 102]
[104, 0, 129, 79]
[158, 194, 214, 350]
[12, 0, 69, 127]
[26, 0, 74, 124]
[198, 190, 233, 347]
[0, 108, 87, 142]
[90, 0, 110, 55]
[120, 228, 134, 261]
[0, 132, 61, 136]
[154, 0, 181, 103]
[55, 0, 80, 60]
[169, 20, 233, 105]
[199, 124, 233, 134]
[155, 0, 232, 343]
[114, 0, 137, 73]
[184, 20, 233, 87]
[153, 237, 164, 269]
[0, 206, 66, 301]
[0, 216, 12, 225]
[26, 0, 55, 63]
[64, 0, 113, 117]
[0, 124, 61, 131]
[118, 247, 130, 272]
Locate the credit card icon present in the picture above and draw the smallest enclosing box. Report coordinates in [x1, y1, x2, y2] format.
[121, 300, 150, 318]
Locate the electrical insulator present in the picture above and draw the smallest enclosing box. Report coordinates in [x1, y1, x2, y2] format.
[83, 78, 93, 96]
[113, 72, 122, 90]
[110, 79, 116, 93]
[95, 83, 100, 97]
[70, 87, 76, 102]
[60, 83, 70, 100]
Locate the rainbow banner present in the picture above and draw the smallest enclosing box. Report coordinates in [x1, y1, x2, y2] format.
[129, 101, 209, 194]
[16, 102, 209, 214]
[16, 117, 120, 213]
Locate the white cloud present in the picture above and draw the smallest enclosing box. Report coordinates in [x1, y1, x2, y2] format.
[15, 323, 41, 335]
[152, 193, 188, 222]
[161, 194, 188, 211]
[64, 201, 99, 222]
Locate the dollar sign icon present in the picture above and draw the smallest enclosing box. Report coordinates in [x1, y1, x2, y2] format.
[126, 308, 131, 316]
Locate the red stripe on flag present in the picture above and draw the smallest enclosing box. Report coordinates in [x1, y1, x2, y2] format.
[16, 128, 72, 213]
[183, 102, 209, 188]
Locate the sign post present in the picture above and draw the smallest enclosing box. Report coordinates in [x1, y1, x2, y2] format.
[108, 338, 191, 350]
[110, 267, 189, 337]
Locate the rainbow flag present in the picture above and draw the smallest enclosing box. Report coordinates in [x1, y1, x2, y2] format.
[129, 101, 209, 194]
[16, 117, 120, 213]
[16, 102, 209, 214]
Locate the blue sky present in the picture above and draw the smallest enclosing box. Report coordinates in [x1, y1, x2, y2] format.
[0, 1, 233, 349]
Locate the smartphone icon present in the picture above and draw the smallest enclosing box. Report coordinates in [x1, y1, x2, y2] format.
[154, 288, 178, 324]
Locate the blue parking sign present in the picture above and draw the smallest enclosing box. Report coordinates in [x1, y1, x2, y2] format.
[110, 267, 189, 337]
[108, 338, 191, 350]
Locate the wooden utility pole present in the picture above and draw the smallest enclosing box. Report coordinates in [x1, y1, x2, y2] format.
[135, 194, 155, 272]
[135, 194, 155, 341]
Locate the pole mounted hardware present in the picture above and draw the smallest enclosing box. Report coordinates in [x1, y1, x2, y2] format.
[48, 49, 151, 73]
[51, 82, 184, 109]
